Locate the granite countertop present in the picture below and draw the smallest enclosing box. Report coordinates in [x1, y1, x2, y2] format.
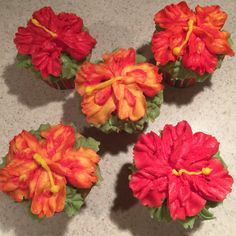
[0, 0, 235, 235]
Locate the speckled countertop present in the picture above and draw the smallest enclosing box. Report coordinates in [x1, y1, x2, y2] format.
[0, 0, 236, 235]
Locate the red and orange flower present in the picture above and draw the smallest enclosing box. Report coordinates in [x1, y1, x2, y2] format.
[0, 124, 100, 218]
[75, 48, 163, 132]
[14, 6, 96, 83]
[129, 120, 233, 226]
[152, 2, 234, 77]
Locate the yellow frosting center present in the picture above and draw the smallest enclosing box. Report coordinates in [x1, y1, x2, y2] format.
[31, 18, 57, 38]
[172, 19, 194, 56]
[172, 167, 212, 176]
[33, 154, 59, 193]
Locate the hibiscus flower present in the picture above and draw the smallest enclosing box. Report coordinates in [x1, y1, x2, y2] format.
[129, 120, 233, 222]
[75, 48, 163, 127]
[0, 124, 100, 218]
[14, 6, 96, 79]
[152, 1, 234, 75]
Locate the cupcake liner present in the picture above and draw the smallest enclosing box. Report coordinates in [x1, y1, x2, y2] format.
[129, 120, 233, 229]
[0, 123, 102, 219]
[43, 77, 75, 90]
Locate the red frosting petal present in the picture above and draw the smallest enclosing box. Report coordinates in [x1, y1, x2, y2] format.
[31, 41, 62, 78]
[154, 1, 195, 29]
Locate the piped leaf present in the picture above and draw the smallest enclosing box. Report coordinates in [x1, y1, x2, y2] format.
[64, 185, 84, 217]
[29, 123, 50, 140]
[75, 136, 100, 152]
[0, 156, 7, 168]
[214, 151, 228, 169]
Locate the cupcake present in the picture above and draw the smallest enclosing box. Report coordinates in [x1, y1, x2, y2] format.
[129, 120, 233, 228]
[0, 123, 102, 219]
[14, 6, 96, 89]
[151, 1, 234, 87]
[75, 48, 164, 133]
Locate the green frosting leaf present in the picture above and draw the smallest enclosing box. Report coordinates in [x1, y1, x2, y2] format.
[95, 165, 103, 186]
[16, 54, 32, 68]
[29, 123, 51, 140]
[61, 53, 80, 79]
[159, 59, 211, 83]
[214, 151, 228, 169]
[96, 90, 163, 133]
[75, 136, 100, 152]
[179, 216, 196, 229]
[198, 207, 215, 220]
[0, 156, 7, 168]
[150, 200, 172, 223]
[16, 52, 86, 83]
[135, 54, 147, 63]
[64, 185, 84, 217]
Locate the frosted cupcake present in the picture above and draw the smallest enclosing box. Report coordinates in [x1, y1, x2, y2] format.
[129, 120, 233, 228]
[75, 48, 164, 133]
[0, 123, 101, 219]
[151, 2, 234, 87]
[14, 6, 96, 89]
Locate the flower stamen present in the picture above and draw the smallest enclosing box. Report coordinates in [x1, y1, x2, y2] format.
[172, 167, 212, 176]
[84, 77, 123, 95]
[172, 19, 194, 56]
[33, 154, 59, 193]
[31, 18, 57, 38]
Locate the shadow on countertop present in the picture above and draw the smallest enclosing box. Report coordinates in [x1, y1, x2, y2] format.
[110, 163, 202, 236]
[62, 93, 139, 156]
[0, 193, 70, 236]
[2, 62, 71, 108]
[164, 79, 212, 107]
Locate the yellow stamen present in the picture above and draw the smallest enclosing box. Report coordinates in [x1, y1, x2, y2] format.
[33, 154, 59, 193]
[31, 18, 57, 38]
[172, 167, 212, 176]
[172, 19, 194, 56]
[84, 77, 123, 95]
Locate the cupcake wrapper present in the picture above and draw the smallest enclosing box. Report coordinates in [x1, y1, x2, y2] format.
[163, 72, 197, 88]
[43, 78, 75, 90]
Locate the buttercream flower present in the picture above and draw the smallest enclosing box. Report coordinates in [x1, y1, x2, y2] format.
[129, 120, 233, 228]
[151, 1, 234, 87]
[14, 6, 96, 89]
[75, 48, 164, 133]
[0, 124, 101, 218]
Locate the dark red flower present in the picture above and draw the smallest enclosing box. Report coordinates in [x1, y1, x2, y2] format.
[14, 6, 97, 78]
[129, 120, 233, 220]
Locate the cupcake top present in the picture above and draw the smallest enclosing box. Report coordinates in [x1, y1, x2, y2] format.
[75, 48, 164, 133]
[0, 124, 101, 219]
[129, 120, 233, 228]
[14, 6, 97, 79]
[152, 1, 234, 75]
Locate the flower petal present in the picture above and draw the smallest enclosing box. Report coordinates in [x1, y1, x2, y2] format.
[152, 30, 184, 65]
[122, 63, 163, 96]
[195, 5, 227, 30]
[113, 83, 146, 121]
[31, 170, 66, 218]
[154, 1, 195, 29]
[129, 170, 168, 207]
[182, 34, 218, 75]
[81, 94, 116, 125]
[168, 175, 206, 220]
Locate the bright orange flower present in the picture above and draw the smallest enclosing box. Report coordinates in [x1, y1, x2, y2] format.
[152, 1, 234, 75]
[75, 48, 163, 125]
[0, 124, 100, 218]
